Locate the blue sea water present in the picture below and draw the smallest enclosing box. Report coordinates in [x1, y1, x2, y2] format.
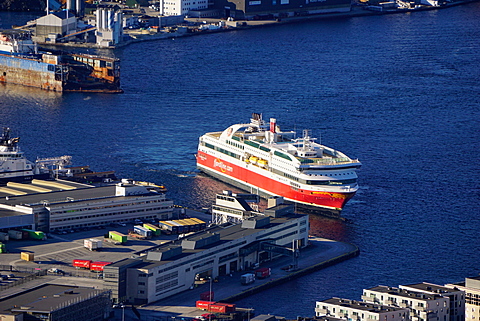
[1, 3, 479, 317]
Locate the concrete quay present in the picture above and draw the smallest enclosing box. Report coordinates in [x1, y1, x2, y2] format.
[142, 237, 358, 317]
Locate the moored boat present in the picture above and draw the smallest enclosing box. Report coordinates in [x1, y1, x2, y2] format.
[0, 30, 122, 93]
[196, 113, 361, 213]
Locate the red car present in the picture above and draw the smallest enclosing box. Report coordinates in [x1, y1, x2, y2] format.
[201, 313, 216, 320]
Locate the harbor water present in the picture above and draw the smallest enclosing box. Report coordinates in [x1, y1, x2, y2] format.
[1, 3, 479, 317]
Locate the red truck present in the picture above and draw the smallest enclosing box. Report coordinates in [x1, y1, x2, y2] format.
[72, 259, 92, 269]
[90, 261, 112, 272]
[255, 267, 271, 279]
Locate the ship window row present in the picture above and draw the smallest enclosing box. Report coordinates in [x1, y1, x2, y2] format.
[0, 154, 23, 158]
[227, 140, 245, 150]
[274, 151, 292, 161]
[306, 178, 357, 185]
[307, 172, 355, 177]
[216, 147, 240, 159]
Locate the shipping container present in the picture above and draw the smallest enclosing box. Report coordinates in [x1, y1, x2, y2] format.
[21, 252, 34, 261]
[134, 225, 153, 238]
[255, 267, 271, 279]
[73, 259, 92, 269]
[143, 223, 162, 236]
[21, 229, 46, 240]
[90, 261, 112, 271]
[8, 230, 23, 240]
[196, 300, 215, 310]
[208, 303, 236, 314]
[0, 243, 6, 253]
[0, 232, 9, 241]
[84, 238, 103, 251]
[158, 221, 179, 234]
[190, 218, 207, 230]
[109, 231, 127, 244]
[200, 291, 214, 301]
[240, 273, 255, 285]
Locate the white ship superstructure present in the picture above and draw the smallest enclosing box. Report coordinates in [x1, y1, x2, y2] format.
[196, 113, 361, 212]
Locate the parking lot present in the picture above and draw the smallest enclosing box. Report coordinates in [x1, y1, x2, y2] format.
[0, 209, 213, 276]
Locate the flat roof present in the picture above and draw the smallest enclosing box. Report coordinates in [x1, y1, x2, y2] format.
[401, 282, 460, 294]
[0, 180, 166, 217]
[365, 285, 443, 300]
[129, 213, 304, 270]
[0, 284, 106, 314]
[319, 298, 406, 313]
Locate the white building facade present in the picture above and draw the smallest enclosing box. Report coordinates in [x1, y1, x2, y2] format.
[315, 297, 410, 321]
[446, 277, 480, 321]
[362, 285, 450, 321]
[160, 0, 208, 16]
[400, 283, 465, 321]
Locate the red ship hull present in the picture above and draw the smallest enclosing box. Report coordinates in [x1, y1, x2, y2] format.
[197, 151, 355, 211]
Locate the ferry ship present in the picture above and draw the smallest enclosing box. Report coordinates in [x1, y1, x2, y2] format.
[0, 127, 115, 185]
[0, 30, 122, 93]
[196, 113, 361, 212]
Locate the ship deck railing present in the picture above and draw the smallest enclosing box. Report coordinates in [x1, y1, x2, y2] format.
[298, 157, 360, 166]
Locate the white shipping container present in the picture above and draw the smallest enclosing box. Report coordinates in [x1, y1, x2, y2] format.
[84, 238, 103, 251]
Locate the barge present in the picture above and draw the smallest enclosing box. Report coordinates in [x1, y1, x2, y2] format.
[0, 30, 122, 93]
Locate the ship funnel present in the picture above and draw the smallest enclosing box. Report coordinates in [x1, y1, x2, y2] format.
[270, 118, 276, 133]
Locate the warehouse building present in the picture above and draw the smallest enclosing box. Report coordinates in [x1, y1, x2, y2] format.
[0, 284, 111, 321]
[104, 200, 309, 304]
[218, 0, 351, 20]
[0, 179, 173, 233]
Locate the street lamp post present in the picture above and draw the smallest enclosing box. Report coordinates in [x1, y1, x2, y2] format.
[122, 304, 125, 321]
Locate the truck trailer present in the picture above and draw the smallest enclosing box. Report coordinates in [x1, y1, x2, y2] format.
[73, 259, 92, 269]
[84, 238, 103, 251]
[109, 231, 127, 244]
[90, 261, 112, 272]
[134, 225, 153, 239]
[255, 267, 271, 279]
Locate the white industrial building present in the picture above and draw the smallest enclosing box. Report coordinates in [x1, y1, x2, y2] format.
[315, 297, 410, 321]
[446, 276, 480, 321]
[95, 7, 123, 46]
[104, 200, 309, 304]
[362, 285, 449, 321]
[159, 0, 208, 17]
[0, 179, 173, 233]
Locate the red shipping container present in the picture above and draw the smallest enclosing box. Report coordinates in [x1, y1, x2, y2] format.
[208, 303, 236, 314]
[72, 259, 92, 269]
[196, 300, 215, 310]
[200, 291, 214, 301]
[90, 261, 112, 271]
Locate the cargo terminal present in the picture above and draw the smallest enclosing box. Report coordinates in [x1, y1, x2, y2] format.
[103, 197, 309, 304]
[0, 179, 174, 233]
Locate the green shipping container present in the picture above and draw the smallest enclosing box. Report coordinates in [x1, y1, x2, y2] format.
[109, 231, 127, 243]
[143, 223, 161, 236]
[21, 229, 46, 240]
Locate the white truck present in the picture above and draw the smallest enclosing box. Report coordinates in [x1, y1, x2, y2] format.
[84, 238, 103, 251]
[240, 273, 255, 285]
